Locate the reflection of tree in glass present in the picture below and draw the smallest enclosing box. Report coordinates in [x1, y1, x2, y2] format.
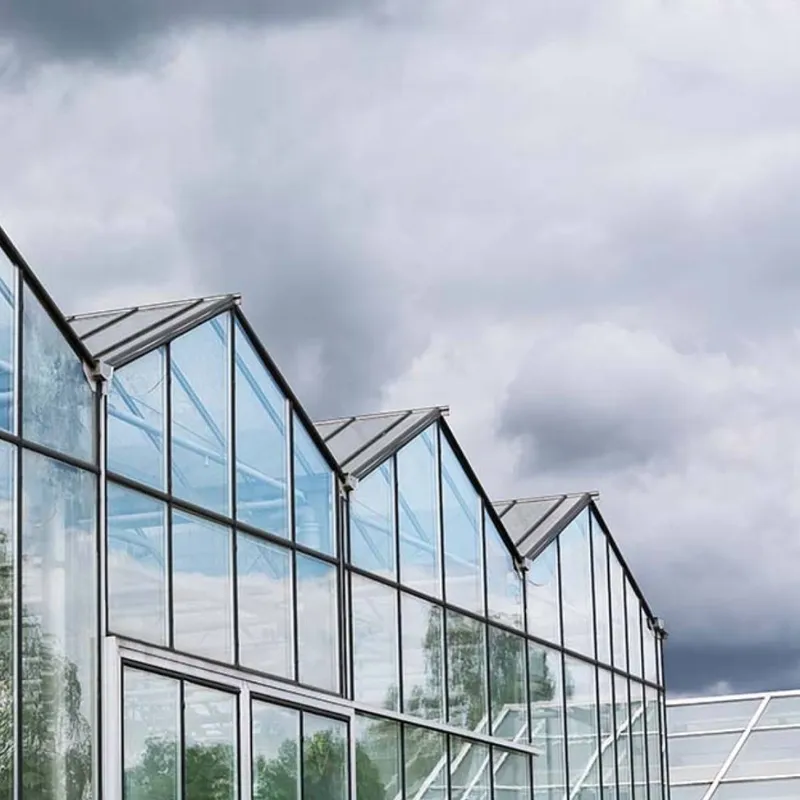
[0, 529, 93, 800]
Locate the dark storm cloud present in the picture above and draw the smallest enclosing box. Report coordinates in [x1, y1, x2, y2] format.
[0, 0, 379, 62]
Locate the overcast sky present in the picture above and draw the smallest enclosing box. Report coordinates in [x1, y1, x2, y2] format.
[3, 0, 800, 697]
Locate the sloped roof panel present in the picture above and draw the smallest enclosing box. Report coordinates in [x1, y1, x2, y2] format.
[67, 294, 240, 366]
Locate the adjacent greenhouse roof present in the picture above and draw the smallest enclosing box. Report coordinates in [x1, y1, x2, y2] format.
[492, 492, 597, 560]
[67, 293, 241, 367]
[667, 689, 800, 800]
[314, 405, 448, 478]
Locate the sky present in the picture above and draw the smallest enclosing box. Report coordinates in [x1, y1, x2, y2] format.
[2, 0, 800, 697]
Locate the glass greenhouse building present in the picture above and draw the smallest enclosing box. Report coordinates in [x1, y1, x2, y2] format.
[668, 690, 800, 800]
[0, 222, 669, 800]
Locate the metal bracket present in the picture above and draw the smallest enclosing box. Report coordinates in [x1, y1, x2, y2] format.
[89, 359, 114, 396]
[342, 473, 359, 493]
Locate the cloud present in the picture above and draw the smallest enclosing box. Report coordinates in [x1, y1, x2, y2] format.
[3, 0, 800, 696]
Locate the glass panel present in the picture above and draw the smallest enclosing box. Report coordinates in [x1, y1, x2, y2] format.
[21, 451, 96, 800]
[23, 283, 94, 462]
[402, 594, 444, 723]
[0, 260, 16, 433]
[489, 626, 527, 742]
[715, 778, 800, 799]
[252, 700, 299, 800]
[526, 540, 560, 646]
[631, 682, 647, 797]
[447, 610, 487, 733]
[172, 510, 234, 662]
[592, 518, 611, 665]
[598, 669, 616, 797]
[668, 699, 761, 734]
[441, 436, 483, 613]
[726, 728, 800, 779]
[296, 554, 339, 692]
[643, 612, 658, 686]
[237, 532, 293, 679]
[108, 349, 166, 490]
[235, 322, 289, 540]
[564, 656, 599, 794]
[626, 580, 643, 679]
[351, 574, 399, 711]
[108, 482, 168, 645]
[646, 687, 663, 800]
[184, 683, 237, 800]
[171, 315, 230, 516]
[609, 554, 627, 672]
[355, 714, 402, 800]
[615, 675, 632, 796]
[450, 736, 490, 800]
[302, 713, 348, 800]
[493, 748, 530, 800]
[559, 511, 594, 657]
[758, 695, 800, 728]
[668, 732, 740, 783]
[397, 427, 441, 598]
[404, 725, 447, 799]
[0, 442, 13, 800]
[293, 417, 335, 556]
[123, 667, 180, 800]
[325, 414, 401, 465]
[529, 642, 566, 798]
[485, 511, 523, 630]
[669, 786, 711, 800]
[349, 462, 395, 578]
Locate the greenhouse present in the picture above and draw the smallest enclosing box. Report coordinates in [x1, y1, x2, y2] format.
[0, 221, 669, 800]
[668, 690, 800, 800]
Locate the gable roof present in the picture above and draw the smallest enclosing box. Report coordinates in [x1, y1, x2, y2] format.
[67, 293, 241, 367]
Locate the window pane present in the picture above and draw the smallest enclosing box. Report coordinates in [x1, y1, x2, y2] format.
[631, 681, 647, 796]
[615, 675, 632, 794]
[402, 594, 444, 723]
[296, 554, 339, 692]
[447, 610, 487, 733]
[609, 554, 627, 672]
[441, 437, 483, 614]
[529, 642, 566, 798]
[302, 713, 347, 800]
[108, 349, 166, 490]
[646, 687, 663, 800]
[758, 695, 800, 728]
[670, 786, 710, 800]
[564, 656, 599, 794]
[237, 532, 293, 679]
[559, 512, 594, 657]
[397, 428, 441, 598]
[172, 510, 233, 662]
[235, 322, 289, 539]
[597, 669, 616, 796]
[108, 482, 168, 645]
[485, 512, 523, 630]
[592, 518, 611, 665]
[184, 683, 237, 800]
[23, 283, 94, 462]
[21, 451, 96, 800]
[352, 574, 399, 711]
[171, 315, 230, 516]
[726, 728, 800, 779]
[526, 540, 560, 646]
[0, 260, 16, 433]
[0, 442, 14, 800]
[715, 778, 800, 799]
[252, 700, 299, 800]
[668, 699, 761, 734]
[123, 668, 180, 800]
[643, 613, 658, 685]
[668, 732, 740, 783]
[493, 748, 530, 800]
[355, 715, 402, 800]
[627, 580, 643, 679]
[350, 463, 395, 578]
[450, 736, 489, 800]
[293, 417, 335, 555]
[489, 626, 527, 742]
[404, 725, 447, 799]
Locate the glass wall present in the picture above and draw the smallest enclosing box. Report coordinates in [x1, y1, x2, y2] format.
[347, 423, 668, 800]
